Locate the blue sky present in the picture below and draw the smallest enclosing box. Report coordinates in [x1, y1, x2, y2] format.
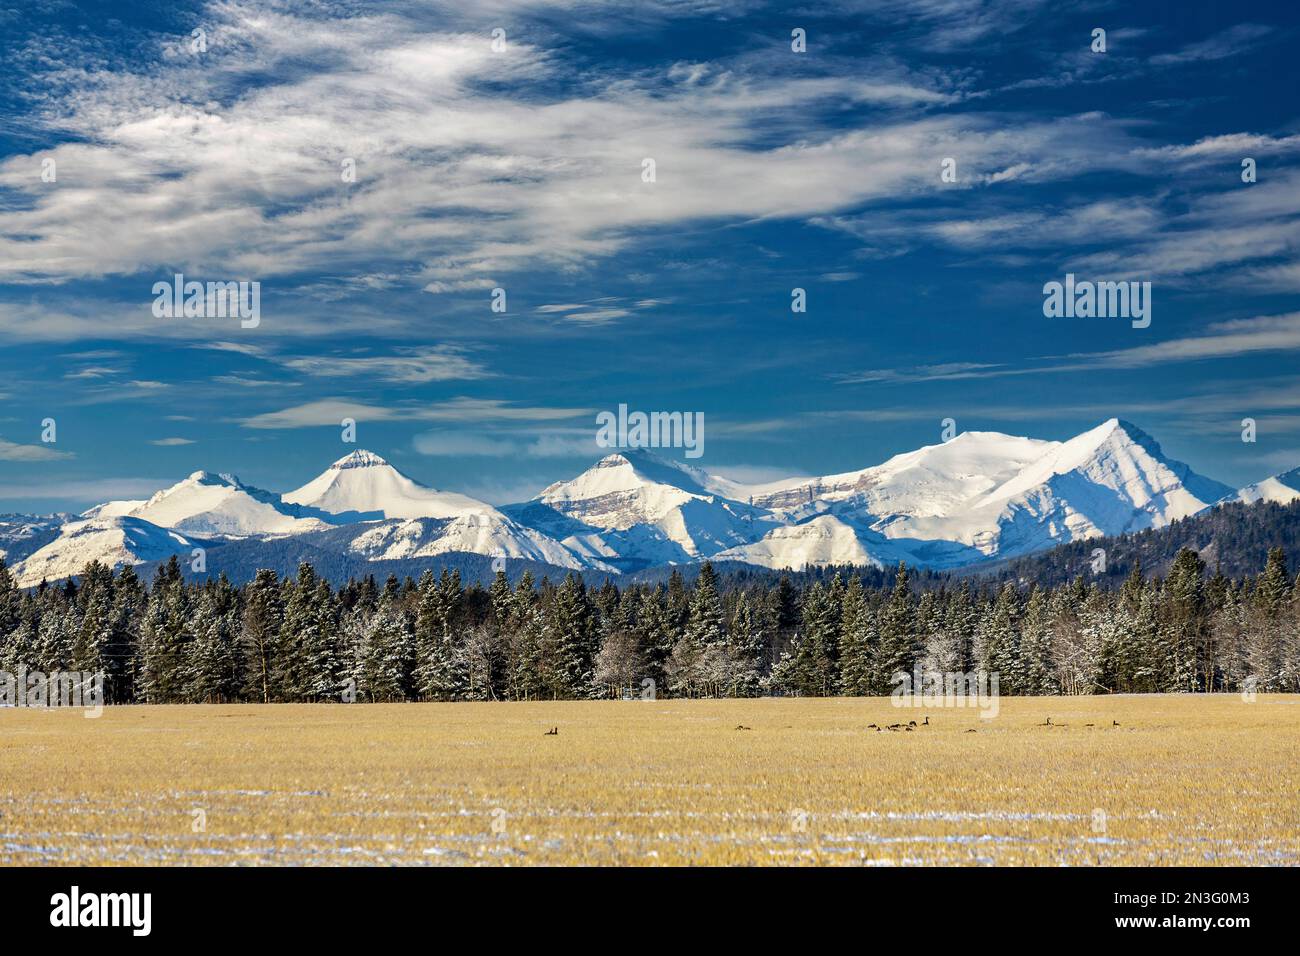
[1, 0, 1299, 512]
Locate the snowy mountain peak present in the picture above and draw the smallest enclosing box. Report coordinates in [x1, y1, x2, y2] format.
[129, 469, 327, 538]
[330, 449, 390, 470]
[286, 451, 494, 520]
[5, 420, 1263, 584]
[1225, 466, 1300, 506]
[14, 516, 193, 588]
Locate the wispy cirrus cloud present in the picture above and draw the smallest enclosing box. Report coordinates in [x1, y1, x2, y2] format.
[240, 396, 592, 429]
[0, 437, 73, 461]
[0, 0, 1133, 303]
[1150, 23, 1274, 66]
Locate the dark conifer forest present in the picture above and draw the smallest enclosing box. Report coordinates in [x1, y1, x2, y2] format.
[3, 541, 1297, 704]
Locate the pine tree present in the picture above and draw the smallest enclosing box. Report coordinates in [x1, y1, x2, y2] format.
[70, 561, 114, 677]
[186, 576, 241, 703]
[358, 589, 413, 702]
[1017, 586, 1056, 694]
[635, 586, 677, 698]
[547, 573, 597, 698]
[1163, 548, 1207, 691]
[683, 562, 726, 649]
[278, 563, 321, 699]
[414, 569, 468, 700]
[976, 582, 1021, 691]
[838, 576, 876, 696]
[138, 562, 192, 703]
[506, 575, 547, 701]
[792, 580, 839, 696]
[300, 579, 341, 700]
[1245, 547, 1289, 690]
[726, 591, 766, 697]
[240, 569, 283, 703]
[871, 563, 915, 694]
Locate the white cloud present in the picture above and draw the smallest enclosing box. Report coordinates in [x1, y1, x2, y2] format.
[279, 346, 490, 384]
[241, 396, 592, 428]
[1151, 24, 1273, 66]
[412, 429, 600, 458]
[0, 478, 164, 501]
[0, 438, 74, 461]
[0, 0, 1120, 301]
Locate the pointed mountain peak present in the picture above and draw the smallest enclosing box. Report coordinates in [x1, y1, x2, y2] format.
[182, 470, 242, 487]
[331, 449, 390, 470]
[1068, 418, 1167, 460]
[595, 448, 674, 468]
[286, 448, 492, 520]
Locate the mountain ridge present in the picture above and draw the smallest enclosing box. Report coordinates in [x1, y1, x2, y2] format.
[3, 422, 1293, 587]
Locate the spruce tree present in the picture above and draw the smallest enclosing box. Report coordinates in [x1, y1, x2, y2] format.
[240, 569, 283, 703]
[838, 576, 876, 696]
[871, 563, 915, 694]
[547, 573, 597, 698]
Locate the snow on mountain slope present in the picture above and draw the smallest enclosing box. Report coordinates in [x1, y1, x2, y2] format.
[737, 430, 1065, 569]
[126, 471, 331, 537]
[5, 424, 1248, 583]
[1225, 467, 1300, 506]
[965, 419, 1233, 560]
[341, 513, 611, 571]
[714, 515, 890, 570]
[0, 514, 68, 565]
[708, 420, 1232, 570]
[980, 419, 1228, 513]
[82, 499, 146, 519]
[284, 450, 492, 520]
[499, 500, 682, 572]
[13, 516, 193, 587]
[749, 431, 1056, 520]
[532, 450, 770, 564]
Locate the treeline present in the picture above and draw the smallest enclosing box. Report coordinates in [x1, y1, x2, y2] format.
[982, 499, 1300, 588]
[1, 546, 1298, 704]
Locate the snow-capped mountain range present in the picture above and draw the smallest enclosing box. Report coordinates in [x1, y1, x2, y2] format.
[1, 419, 1292, 587]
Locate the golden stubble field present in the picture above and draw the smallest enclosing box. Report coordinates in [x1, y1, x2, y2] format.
[1, 695, 1297, 866]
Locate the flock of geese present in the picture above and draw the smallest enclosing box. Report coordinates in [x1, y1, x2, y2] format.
[542, 717, 1126, 735]
[1038, 717, 1122, 729]
[861, 715, 1124, 734]
[867, 716, 931, 732]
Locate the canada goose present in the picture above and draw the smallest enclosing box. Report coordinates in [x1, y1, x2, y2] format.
[965, 729, 977, 734]
[904, 725, 914, 732]
[1085, 723, 1095, 728]
[922, 716, 930, 726]
[544, 727, 558, 736]
[908, 720, 917, 727]
[1112, 720, 1120, 728]
[867, 723, 878, 729]
[1039, 717, 1053, 726]
[735, 724, 752, 731]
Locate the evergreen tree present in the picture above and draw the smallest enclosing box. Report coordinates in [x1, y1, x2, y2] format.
[635, 586, 677, 698]
[838, 576, 876, 696]
[976, 582, 1021, 691]
[871, 563, 915, 694]
[792, 580, 839, 696]
[547, 573, 597, 698]
[683, 562, 726, 649]
[725, 591, 766, 697]
[138, 558, 191, 703]
[187, 576, 241, 703]
[240, 569, 283, 703]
